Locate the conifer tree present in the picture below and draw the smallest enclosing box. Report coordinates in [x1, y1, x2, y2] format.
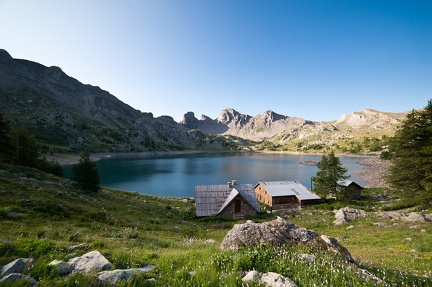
[72, 149, 100, 192]
[312, 151, 350, 200]
[388, 99, 432, 205]
[0, 113, 14, 162]
[10, 126, 40, 167]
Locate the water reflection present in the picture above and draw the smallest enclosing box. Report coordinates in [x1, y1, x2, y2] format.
[64, 152, 367, 198]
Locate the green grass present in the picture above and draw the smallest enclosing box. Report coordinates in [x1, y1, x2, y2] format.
[0, 163, 431, 286]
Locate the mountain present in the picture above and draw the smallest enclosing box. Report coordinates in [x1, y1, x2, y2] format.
[180, 108, 408, 153]
[0, 49, 216, 152]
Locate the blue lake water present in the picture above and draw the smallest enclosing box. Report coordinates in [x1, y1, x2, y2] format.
[64, 152, 368, 198]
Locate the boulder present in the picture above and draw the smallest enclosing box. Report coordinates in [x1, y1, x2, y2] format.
[242, 271, 297, 287]
[260, 272, 297, 287]
[220, 217, 356, 264]
[49, 259, 74, 275]
[299, 253, 316, 263]
[69, 243, 90, 251]
[333, 207, 366, 225]
[68, 250, 112, 273]
[96, 266, 155, 285]
[1, 258, 33, 278]
[220, 217, 318, 252]
[0, 273, 38, 286]
[402, 212, 429, 222]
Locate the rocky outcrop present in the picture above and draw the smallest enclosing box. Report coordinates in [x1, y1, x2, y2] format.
[333, 207, 367, 225]
[96, 265, 155, 285]
[220, 217, 356, 264]
[68, 250, 112, 273]
[242, 270, 298, 287]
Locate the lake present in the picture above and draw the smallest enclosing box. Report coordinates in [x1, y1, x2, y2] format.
[64, 152, 368, 198]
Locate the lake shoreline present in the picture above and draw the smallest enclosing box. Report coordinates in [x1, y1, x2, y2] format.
[55, 150, 387, 189]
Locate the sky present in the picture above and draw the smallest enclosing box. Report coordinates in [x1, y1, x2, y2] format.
[0, 0, 431, 122]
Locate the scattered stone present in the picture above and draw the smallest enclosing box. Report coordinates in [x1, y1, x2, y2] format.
[5, 212, 24, 218]
[346, 225, 354, 229]
[373, 222, 387, 227]
[20, 199, 37, 205]
[333, 207, 366, 225]
[421, 229, 426, 233]
[242, 270, 260, 283]
[261, 272, 298, 287]
[356, 268, 385, 285]
[403, 212, 429, 222]
[0, 273, 38, 286]
[1, 258, 33, 278]
[96, 265, 154, 285]
[204, 239, 216, 244]
[69, 243, 90, 251]
[299, 254, 316, 263]
[68, 250, 112, 273]
[320, 235, 356, 264]
[49, 260, 74, 275]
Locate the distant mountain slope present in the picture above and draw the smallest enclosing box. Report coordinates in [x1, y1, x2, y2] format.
[180, 107, 408, 153]
[0, 49, 210, 152]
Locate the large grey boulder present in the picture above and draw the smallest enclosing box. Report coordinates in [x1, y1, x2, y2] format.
[333, 207, 366, 225]
[220, 217, 317, 251]
[220, 217, 356, 264]
[1, 258, 33, 278]
[96, 265, 155, 285]
[68, 250, 112, 273]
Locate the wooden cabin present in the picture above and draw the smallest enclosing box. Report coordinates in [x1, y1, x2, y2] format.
[338, 180, 363, 199]
[254, 181, 323, 210]
[195, 180, 260, 219]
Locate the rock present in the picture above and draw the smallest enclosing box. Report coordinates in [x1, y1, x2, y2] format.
[68, 250, 112, 273]
[69, 243, 90, 251]
[373, 222, 387, 227]
[96, 265, 155, 284]
[346, 225, 354, 229]
[49, 259, 74, 275]
[0, 273, 38, 286]
[1, 258, 33, 277]
[220, 217, 356, 264]
[220, 217, 318, 252]
[402, 212, 429, 222]
[299, 254, 316, 263]
[333, 207, 366, 225]
[5, 211, 24, 218]
[261, 272, 298, 287]
[242, 270, 260, 283]
[320, 235, 356, 264]
[377, 211, 402, 221]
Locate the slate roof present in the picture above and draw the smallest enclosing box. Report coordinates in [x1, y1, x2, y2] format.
[338, 180, 363, 188]
[256, 181, 321, 201]
[195, 183, 260, 217]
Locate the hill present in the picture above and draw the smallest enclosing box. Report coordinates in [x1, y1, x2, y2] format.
[0, 163, 431, 286]
[0, 49, 239, 153]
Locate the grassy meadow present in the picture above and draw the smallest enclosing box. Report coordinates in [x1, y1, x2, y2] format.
[0, 162, 431, 286]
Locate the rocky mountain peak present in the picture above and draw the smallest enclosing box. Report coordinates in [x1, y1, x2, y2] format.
[180, 111, 199, 129]
[217, 108, 251, 126]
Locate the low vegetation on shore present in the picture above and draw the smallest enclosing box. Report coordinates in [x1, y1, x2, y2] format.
[1, 163, 431, 286]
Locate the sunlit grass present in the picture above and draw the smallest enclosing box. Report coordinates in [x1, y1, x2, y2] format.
[1, 162, 431, 286]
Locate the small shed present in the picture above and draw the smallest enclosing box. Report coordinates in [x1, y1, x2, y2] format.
[338, 180, 363, 199]
[254, 181, 323, 209]
[195, 180, 260, 218]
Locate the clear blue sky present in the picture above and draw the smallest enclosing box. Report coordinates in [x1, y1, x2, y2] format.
[1, 0, 431, 122]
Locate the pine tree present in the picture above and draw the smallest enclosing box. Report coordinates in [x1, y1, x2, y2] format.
[10, 126, 40, 167]
[312, 151, 350, 200]
[388, 99, 432, 205]
[71, 149, 100, 192]
[0, 113, 14, 162]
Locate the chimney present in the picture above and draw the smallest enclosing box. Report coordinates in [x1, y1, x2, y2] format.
[227, 181, 232, 189]
[232, 179, 237, 186]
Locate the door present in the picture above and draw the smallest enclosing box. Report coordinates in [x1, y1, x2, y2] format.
[235, 199, 241, 212]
